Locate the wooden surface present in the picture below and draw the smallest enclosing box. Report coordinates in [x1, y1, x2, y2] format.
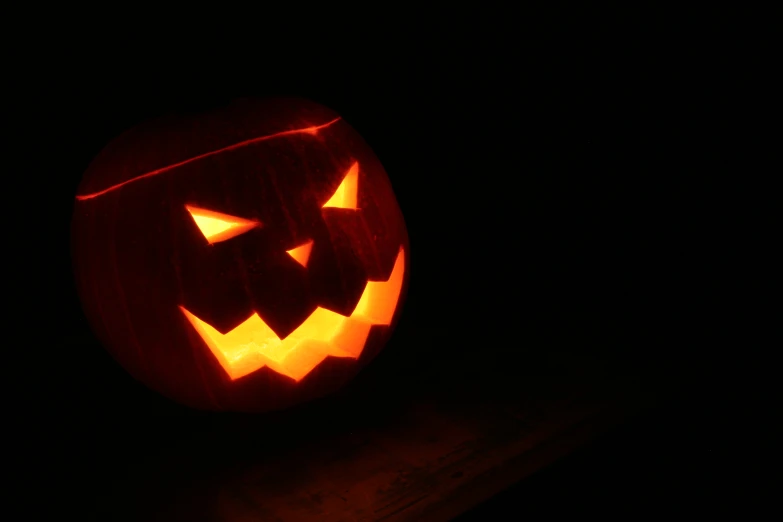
[92, 348, 659, 522]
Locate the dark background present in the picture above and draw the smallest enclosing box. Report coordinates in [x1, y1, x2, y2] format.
[8, 17, 771, 519]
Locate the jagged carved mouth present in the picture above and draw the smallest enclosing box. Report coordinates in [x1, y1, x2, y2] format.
[180, 247, 405, 381]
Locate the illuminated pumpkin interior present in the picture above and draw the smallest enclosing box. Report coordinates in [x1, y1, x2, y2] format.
[322, 161, 359, 209]
[286, 240, 313, 267]
[181, 247, 405, 381]
[186, 205, 260, 243]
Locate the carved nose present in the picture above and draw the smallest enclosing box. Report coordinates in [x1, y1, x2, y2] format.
[286, 240, 313, 267]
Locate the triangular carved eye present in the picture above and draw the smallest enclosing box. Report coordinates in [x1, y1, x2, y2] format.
[286, 240, 313, 267]
[185, 205, 261, 244]
[322, 162, 359, 210]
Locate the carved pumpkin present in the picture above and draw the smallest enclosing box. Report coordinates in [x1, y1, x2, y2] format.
[71, 98, 409, 412]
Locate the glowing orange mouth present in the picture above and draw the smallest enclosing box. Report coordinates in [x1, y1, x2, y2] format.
[180, 248, 405, 381]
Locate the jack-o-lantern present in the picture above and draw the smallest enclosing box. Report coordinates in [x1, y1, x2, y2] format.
[71, 98, 409, 412]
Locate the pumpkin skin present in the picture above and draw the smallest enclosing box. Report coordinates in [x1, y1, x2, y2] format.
[71, 97, 409, 412]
